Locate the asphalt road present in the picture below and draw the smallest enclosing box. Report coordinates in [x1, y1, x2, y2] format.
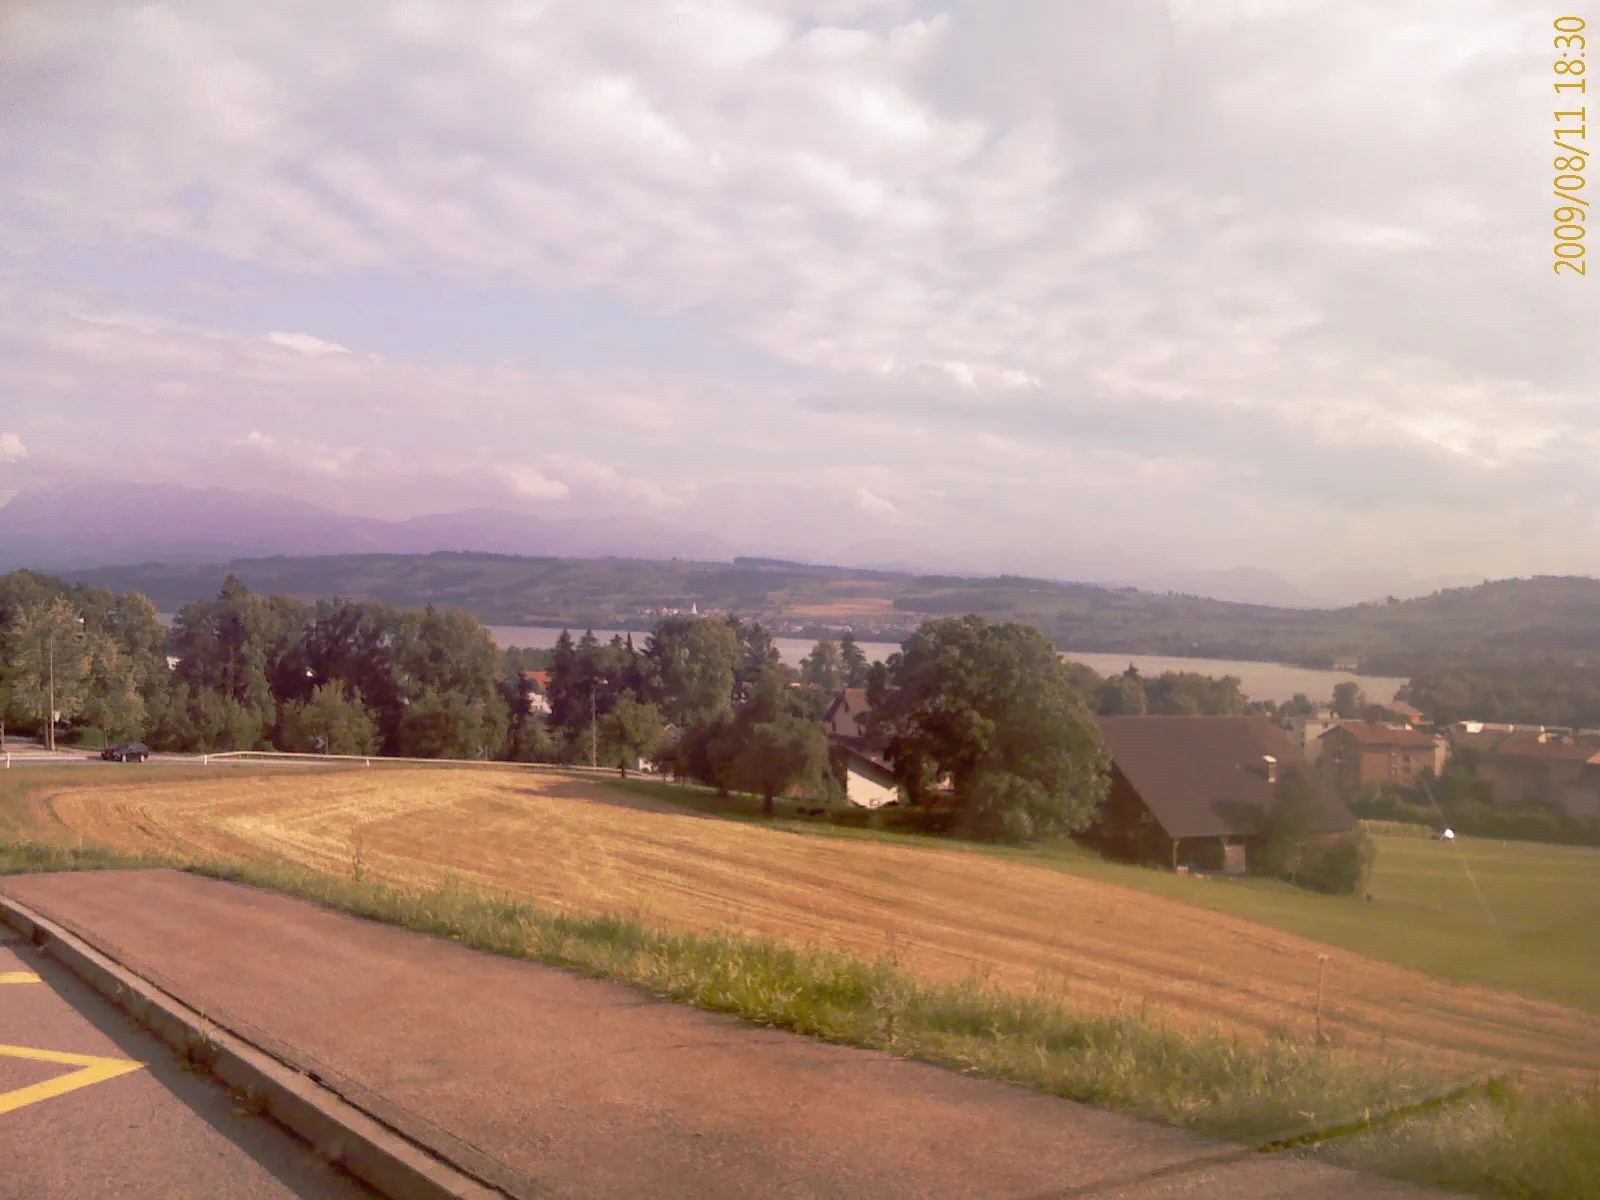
[0, 751, 296, 770]
[0, 924, 375, 1200]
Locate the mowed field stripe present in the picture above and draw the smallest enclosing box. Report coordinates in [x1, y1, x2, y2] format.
[26, 768, 1600, 1085]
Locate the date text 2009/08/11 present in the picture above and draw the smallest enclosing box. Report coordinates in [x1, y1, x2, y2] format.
[1552, 16, 1589, 274]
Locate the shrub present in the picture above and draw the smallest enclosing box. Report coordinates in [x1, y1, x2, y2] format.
[1297, 829, 1377, 895]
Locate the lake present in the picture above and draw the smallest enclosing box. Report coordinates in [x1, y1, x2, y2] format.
[481, 625, 1408, 706]
[158, 613, 1405, 706]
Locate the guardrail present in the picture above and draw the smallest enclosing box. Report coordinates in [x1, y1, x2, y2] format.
[199, 749, 640, 778]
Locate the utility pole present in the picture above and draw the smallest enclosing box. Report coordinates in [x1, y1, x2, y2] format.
[47, 627, 55, 754]
[590, 681, 597, 769]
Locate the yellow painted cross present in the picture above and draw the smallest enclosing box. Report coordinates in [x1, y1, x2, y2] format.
[0, 972, 42, 984]
[0, 1045, 144, 1115]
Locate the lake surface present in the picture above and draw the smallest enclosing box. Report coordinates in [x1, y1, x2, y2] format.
[481, 625, 1407, 706]
[159, 613, 1405, 706]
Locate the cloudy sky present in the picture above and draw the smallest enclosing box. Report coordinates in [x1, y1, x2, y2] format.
[2, 0, 1596, 589]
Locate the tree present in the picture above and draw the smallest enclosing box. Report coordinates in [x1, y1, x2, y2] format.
[170, 576, 301, 733]
[1145, 671, 1247, 715]
[396, 688, 508, 759]
[78, 634, 146, 741]
[2, 596, 90, 746]
[800, 637, 844, 694]
[1255, 767, 1325, 878]
[1280, 693, 1315, 718]
[839, 631, 869, 687]
[732, 619, 783, 704]
[870, 615, 1109, 840]
[597, 694, 668, 775]
[545, 629, 581, 727]
[1332, 681, 1367, 719]
[1093, 667, 1147, 715]
[726, 713, 831, 814]
[642, 616, 740, 723]
[279, 681, 379, 756]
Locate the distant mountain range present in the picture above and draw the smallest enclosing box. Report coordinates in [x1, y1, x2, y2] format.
[0, 482, 735, 569]
[0, 480, 1509, 610]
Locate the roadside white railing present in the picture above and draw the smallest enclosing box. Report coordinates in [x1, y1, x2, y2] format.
[199, 749, 641, 778]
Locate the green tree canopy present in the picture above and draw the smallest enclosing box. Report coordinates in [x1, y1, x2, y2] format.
[1093, 668, 1147, 715]
[279, 681, 379, 756]
[869, 615, 1109, 840]
[1332, 681, 1367, 719]
[726, 713, 831, 814]
[2, 596, 90, 743]
[642, 615, 740, 723]
[800, 637, 844, 694]
[597, 693, 668, 775]
[839, 631, 869, 687]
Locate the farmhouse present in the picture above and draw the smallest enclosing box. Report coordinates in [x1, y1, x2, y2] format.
[822, 687, 899, 808]
[1086, 716, 1355, 874]
[519, 670, 553, 716]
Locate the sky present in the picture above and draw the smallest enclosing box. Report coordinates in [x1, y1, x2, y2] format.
[2, 0, 1597, 592]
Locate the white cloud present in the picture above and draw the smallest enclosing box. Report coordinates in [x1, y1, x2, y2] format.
[265, 331, 350, 356]
[855, 487, 895, 516]
[0, 433, 26, 462]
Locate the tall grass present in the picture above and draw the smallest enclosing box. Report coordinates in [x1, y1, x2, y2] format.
[4, 840, 1597, 1198]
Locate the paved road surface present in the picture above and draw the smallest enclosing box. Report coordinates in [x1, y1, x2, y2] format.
[0, 923, 374, 1200]
[1, 870, 1453, 1200]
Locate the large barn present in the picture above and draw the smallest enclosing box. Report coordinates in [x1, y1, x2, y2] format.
[1085, 716, 1356, 874]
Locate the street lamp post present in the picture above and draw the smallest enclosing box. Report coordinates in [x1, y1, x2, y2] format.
[45, 618, 85, 753]
[47, 629, 55, 753]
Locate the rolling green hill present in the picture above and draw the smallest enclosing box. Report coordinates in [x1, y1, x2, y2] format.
[58, 554, 1600, 673]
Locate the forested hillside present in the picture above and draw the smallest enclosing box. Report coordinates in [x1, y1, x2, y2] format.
[62, 554, 1600, 671]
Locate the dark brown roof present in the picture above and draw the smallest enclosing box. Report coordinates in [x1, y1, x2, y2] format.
[824, 688, 873, 741]
[1323, 722, 1438, 748]
[1448, 727, 1514, 756]
[1492, 734, 1600, 763]
[1094, 716, 1355, 841]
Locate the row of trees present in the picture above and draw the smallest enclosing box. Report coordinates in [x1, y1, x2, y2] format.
[3, 571, 1288, 851]
[1079, 663, 1263, 718]
[0, 572, 516, 759]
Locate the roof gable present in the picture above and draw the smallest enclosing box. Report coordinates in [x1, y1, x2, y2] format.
[823, 688, 873, 740]
[1094, 715, 1355, 840]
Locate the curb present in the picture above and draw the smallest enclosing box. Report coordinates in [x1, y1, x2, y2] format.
[0, 891, 509, 1200]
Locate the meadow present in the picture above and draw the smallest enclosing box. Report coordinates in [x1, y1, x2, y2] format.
[4, 763, 1598, 1198]
[2, 764, 1594, 1088]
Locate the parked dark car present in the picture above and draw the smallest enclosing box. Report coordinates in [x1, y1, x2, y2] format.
[101, 742, 150, 763]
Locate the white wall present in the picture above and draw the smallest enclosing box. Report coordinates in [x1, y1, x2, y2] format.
[845, 763, 898, 809]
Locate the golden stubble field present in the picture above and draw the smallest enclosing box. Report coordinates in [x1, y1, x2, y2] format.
[21, 767, 1600, 1085]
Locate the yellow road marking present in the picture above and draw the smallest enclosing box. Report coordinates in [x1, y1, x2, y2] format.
[0, 1045, 144, 1115]
[0, 972, 42, 984]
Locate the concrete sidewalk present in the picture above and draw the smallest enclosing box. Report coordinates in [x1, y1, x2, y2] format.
[0, 870, 1449, 1200]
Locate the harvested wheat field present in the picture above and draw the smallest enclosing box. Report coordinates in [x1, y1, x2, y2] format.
[20, 767, 1600, 1086]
